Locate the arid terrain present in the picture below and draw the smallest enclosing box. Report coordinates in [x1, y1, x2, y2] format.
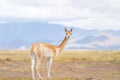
[0, 50, 120, 80]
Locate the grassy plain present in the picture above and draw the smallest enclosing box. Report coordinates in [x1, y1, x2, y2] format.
[0, 50, 120, 63]
[0, 50, 120, 80]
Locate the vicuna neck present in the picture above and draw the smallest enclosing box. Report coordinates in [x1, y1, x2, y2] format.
[58, 36, 69, 52]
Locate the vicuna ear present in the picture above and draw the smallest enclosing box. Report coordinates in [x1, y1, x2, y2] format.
[65, 28, 67, 32]
[70, 28, 73, 31]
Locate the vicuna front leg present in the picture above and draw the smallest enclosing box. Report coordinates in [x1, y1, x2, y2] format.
[47, 58, 53, 78]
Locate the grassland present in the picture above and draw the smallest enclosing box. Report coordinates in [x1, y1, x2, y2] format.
[0, 50, 120, 80]
[0, 50, 120, 63]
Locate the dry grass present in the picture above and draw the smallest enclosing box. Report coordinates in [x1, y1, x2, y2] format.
[0, 50, 29, 63]
[0, 78, 82, 80]
[0, 50, 120, 63]
[0, 50, 120, 80]
[0, 78, 32, 80]
[55, 50, 120, 63]
[0, 78, 83, 80]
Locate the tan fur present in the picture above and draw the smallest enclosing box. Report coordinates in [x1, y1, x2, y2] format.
[42, 43, 56, 56]
[30, 28, 72, 80]
[30, 29, 72, 57]
[30, 44, 35, 55]
[30, 43, 41, 58]
[30, 43, 57, 57]
[36, 44, 41, 57]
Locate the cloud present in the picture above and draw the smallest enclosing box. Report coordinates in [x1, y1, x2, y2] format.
[19, 46, 27, 50]
[0, 0, 120, 30]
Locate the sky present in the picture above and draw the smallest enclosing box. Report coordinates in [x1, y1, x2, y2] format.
[0, 0, 120, 30]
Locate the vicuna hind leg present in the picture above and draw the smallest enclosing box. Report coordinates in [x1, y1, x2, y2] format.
[36, 57, 42, 80]
[31, 54, 36, 80]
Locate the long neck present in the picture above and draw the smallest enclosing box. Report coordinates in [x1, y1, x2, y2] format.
[58, 36, 69, 51]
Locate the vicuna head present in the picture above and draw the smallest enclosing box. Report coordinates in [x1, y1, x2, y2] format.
[65, 28, 73, 38]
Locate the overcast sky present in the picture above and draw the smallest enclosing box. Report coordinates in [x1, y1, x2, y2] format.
[0, 0, 120, 30]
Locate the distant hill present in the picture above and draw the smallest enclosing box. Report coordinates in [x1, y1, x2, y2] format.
[0, 22, 120, 50]
[66, 33, 120, 50]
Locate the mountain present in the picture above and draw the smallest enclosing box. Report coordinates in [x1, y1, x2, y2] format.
[66, 33, 120, 50]
[0, 21, 120, 50]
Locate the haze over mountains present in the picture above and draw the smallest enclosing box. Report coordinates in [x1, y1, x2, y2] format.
[0, 22, 120, 50]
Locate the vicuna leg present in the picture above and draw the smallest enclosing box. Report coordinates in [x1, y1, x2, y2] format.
[31, 54, 36, 80]
[47, 58, 53, 78]
[36, 58, 42, 80]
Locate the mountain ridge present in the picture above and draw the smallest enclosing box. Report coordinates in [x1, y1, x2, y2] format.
[0, 22, 120, 50]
